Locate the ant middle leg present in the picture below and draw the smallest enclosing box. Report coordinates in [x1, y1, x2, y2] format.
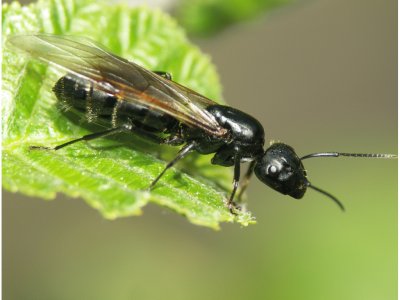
[148, 141, 197, 190]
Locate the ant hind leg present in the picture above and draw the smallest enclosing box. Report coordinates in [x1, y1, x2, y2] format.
[30, 124, 133, 151]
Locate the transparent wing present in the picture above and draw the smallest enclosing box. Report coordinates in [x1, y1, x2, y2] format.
[7, 34, 227, 136]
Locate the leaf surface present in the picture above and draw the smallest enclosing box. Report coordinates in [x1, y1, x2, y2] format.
[2, 0, 255, 229]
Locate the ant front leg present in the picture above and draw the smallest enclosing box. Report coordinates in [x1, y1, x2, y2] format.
[227, 156, 242, 215]
[237, 160, 256, 202]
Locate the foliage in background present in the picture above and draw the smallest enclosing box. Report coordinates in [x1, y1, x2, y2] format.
[2, 0, 255, 229]
[174, 0, 294, 36]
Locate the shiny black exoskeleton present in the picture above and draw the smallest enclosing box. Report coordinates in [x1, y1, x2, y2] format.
[254, 143, 308, 199]
[52, 74, 269, 212]
[53, 73, 393, 213]
[11, 34, 395, 214]
[53, 75, 266, 166]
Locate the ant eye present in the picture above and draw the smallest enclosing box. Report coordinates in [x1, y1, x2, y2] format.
[267, 165, 279, 176]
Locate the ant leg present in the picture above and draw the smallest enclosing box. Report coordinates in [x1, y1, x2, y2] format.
[129, 127, 181, 145]
[128, 125, 184, 146]
[148, 141, 196, 189]
[31, 113, 184, 151]
[227, 156, 242, 214]
[237, 160, 256, 202]
[162, 134, 185, 146]
[30, 124, 133, 151]
[153, 71, 172, 80]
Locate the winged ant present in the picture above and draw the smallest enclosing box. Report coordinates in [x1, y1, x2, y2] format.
[7, 34, 397, 214]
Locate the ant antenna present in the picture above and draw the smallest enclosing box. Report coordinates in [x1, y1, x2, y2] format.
[300, 150, 396, 211]
[307, 182, 345, 212]
[301, 152, 397, 160]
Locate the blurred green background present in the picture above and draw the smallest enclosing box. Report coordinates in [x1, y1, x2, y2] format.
[3, 0, 397, 299]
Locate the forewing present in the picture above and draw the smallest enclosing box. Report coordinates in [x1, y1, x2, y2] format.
[7, 34, 226, 136]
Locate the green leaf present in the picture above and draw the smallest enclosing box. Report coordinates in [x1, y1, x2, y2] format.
[175, 0, 295, 36]
[2, 0, 255, 229]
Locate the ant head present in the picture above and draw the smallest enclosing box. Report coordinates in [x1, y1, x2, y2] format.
[254, 143, 308, 199]
[253, 143, 396, 211]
